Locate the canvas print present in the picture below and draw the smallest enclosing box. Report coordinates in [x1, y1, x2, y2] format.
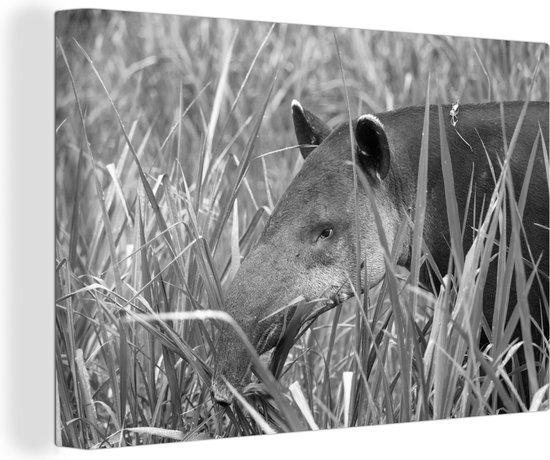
[55, 9, 549, 448]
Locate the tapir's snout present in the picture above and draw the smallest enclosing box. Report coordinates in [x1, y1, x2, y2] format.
[210, 244, 300, 405]
[211, 319, 251, 405]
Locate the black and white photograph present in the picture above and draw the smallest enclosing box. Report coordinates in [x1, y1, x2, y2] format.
[52, 5, 548, 452]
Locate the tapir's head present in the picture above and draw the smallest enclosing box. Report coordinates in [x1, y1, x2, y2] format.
[211, 101, 404, 404]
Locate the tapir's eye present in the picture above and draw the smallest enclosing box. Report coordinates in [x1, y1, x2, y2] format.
[318, 227, 334, 241]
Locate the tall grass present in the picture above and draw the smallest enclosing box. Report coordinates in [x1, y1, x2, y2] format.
[55, 10, 549, 447]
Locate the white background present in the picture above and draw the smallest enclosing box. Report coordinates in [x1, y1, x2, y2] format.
[1, 0, 549, 459]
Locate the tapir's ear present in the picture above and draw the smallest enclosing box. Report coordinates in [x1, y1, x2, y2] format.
[355, 114, 391, 180]
[291, 99, 331, 159]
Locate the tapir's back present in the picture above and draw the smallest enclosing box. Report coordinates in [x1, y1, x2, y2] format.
[451, 102, 548, 268]
[379, 101, 548, 277]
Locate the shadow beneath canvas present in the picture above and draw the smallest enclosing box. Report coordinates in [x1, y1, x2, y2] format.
[3, 6, 56, 452]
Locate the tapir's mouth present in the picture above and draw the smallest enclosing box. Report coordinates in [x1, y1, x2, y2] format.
[332, 289, 354, 304]
[324, 279, 357, 306]
[267, 283, 356, 347]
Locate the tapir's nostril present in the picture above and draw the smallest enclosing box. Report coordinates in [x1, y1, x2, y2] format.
[211, 377, 235, 406]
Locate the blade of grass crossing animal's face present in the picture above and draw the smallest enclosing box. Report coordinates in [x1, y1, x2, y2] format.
[355, 170, 410, 422]
[409, 78, 431, 320]
[334, 33, 366, 427]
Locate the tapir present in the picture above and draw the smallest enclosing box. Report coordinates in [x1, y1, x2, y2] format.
[212, 99, 549, 405]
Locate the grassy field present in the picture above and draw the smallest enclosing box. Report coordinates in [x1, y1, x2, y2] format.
[55, 10, 549, 448]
